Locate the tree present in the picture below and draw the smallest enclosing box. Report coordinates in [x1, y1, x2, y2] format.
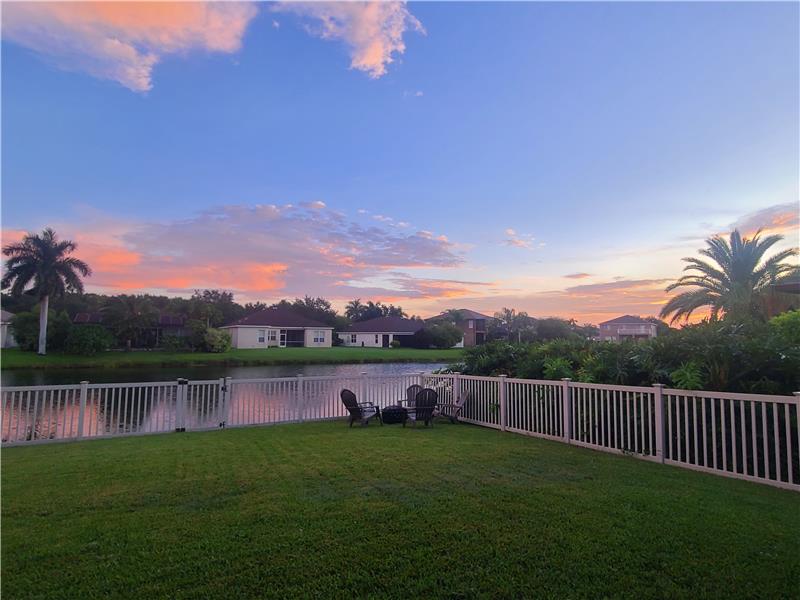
[104, 295, 158, 350]
[2, 228, 91, 354]
[291, 296, 338, 326]
[660, 229, 798, 323]
[345, 299, 406, 322]
[491, 308, 535, 342]
[345, 299, 365, 321]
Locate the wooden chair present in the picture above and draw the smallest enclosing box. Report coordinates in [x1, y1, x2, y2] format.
[402, 384, 423, 409]
[436, 390, 471, 424]
[404, 388, 438, 427]
[340, 389, 382, 427]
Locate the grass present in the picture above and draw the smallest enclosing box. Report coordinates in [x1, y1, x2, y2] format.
[0, 347, 464, 370]
[3, 422, 799, 598]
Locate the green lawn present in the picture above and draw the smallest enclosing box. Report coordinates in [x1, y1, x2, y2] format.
[0, 347, 464, 370]
[3, 422, 798, 598]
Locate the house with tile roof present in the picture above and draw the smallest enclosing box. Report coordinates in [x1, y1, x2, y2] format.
[598, 315, 657, 341]
[338, 316, 424, 348]
[425, 308, 493, 347]
[222, 306, 333, 348]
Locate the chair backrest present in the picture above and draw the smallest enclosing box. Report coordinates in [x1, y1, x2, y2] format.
[455, 389, 471, 409]
[414, 388, 438, 421]
[340, 389, 361, 418]
[406, 384, 423, 405]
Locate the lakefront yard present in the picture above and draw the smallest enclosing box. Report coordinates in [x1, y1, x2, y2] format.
[0, 347, 464, 370]
[3, 421, 798, 598]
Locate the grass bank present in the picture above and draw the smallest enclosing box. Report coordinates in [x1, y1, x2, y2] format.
[0, 347, 464, 370]
[3, 421, 798, 598]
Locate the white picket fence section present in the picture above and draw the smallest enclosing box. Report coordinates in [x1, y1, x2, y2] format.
[2, 373, 798, 491]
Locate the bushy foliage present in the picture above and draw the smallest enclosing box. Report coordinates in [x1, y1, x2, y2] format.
[64, 325, 115, 355]
[458, 314, 800, 394]
[162, 334, 190, 352]
[203, 328, 232, 353]
[10, 309, 73, 352]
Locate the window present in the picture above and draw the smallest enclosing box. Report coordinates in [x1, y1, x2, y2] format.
[313, 330, 326, 343]
[267, 330, 277, 342]
[468, 320, 474, 329]
[350, 334, 357, 344]
[257, 329, 266, 343]
[375, 334, 379, 344]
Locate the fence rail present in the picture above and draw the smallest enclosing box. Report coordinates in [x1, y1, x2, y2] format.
[2, 373, 797, 491]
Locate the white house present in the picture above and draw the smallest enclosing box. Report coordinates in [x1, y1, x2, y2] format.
[221, 306, 333, 349]
[1, 309, 17, 348]
[338, 316, 424, 348]
[598, 315, 657, 342]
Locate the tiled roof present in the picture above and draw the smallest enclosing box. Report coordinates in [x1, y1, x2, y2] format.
[224, 306, 332, 328]
[341, 316, 424, 334]
[599, 315, 650, 325]
[426, 308, 493, 323]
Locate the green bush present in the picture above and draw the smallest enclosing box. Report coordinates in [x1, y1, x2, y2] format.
[455, 315, 800, 394]
[162, 334, 189, 352]
[64, 325, 115, 355]
[203, 328, 231, 353]
[389, 339, 401, 348]
[10, 309, 73, 352]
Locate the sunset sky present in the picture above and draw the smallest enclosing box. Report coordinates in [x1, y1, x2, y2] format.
[2, 1, 798, 324]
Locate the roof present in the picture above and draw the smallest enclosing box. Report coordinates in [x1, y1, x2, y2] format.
[341, 316, 425, 334]
[772, 277, 800, 295]
[599, 315, 651, 326]
[224, 306, 332, 329]
[426, 309, 493, 323]
[1, 309, 14, 322]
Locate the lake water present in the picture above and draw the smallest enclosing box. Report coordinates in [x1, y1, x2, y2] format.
[1, 362, 448, 387]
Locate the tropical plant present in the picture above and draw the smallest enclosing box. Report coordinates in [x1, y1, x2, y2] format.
[660, 229, 798, 323]
[103, 295, 158, 350]
[669, 362, 705, 390]
[64, 325, 115, 356]
[203, 328, 232, 353]
[9, 309, 73, 352]
[1, 228, 91, 354]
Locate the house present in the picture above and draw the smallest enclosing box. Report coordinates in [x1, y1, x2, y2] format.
[1, 310, 18, 348]
[598, 315, 657, 341]
[425, 309, 492, 347]
[338, 316, 424, 348]
[221, 306, 333, 348]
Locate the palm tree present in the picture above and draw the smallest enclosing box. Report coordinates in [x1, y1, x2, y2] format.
[345, 299, 365, 321]
[2, 228, 91, 354]
[660, 229, 798, 323]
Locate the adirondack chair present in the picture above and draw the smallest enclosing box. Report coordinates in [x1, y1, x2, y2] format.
[436, 390, 470, 424]
[402, 384, 423, 409]
[403, 388, 438, 427]
[340, 389, 382, 427]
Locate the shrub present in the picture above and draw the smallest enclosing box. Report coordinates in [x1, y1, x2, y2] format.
[203, 328, 232, 353]
[64, 325, 115, 355]
[390, 339, 401, 348]
[10, 309, 73, 352]
[543, 357, 573, 380]
[669, 362, 705, 390]
[162, 334, 189, 352]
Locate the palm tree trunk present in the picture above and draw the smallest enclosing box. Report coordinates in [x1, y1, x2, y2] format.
[38, 295, 49, 355]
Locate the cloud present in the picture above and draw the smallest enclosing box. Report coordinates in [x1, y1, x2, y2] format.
[728, 203, 799, 238]
[503, 229, 536, 250]
[564, 273, 592, 279]
[1, 2, 257, 92]
[273, 1, 424, 78]
[2, 203, 464, 303]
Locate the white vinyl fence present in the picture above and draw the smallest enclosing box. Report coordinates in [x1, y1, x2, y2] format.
[3, 373, 798, 491]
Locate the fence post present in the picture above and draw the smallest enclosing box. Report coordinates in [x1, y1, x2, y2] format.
[653, 384, 665, 463]
[360, 372, 368, 405]
[795, 393, 800, 470]
[561, 378, 571, 443]
[176, 378, 188, 432]
[77, 380, 89, 438]
[224, 377, 232, 426]
[296, 374, 305, 423]
[418, 371, 426, 388]
[453, 372, 461, 406]
[498, 374, 507, 432]
[217, 378, 226, 428]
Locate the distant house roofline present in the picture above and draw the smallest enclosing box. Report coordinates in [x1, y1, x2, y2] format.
[223, 306, 331, 329]
[599, 315, 652, 326]
[341, 316, 424, 334]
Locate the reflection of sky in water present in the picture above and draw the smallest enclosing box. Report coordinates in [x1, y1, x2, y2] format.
[2, 362, 448, 386]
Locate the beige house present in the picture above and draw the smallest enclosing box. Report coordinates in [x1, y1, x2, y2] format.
[338, 316, 424, 347]
[598, 315, 657, 342]
[221, 306, 333, 349]
[425, 309, 492, 347]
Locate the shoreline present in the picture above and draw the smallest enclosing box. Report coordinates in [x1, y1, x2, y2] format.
[0, 348, 464, 371]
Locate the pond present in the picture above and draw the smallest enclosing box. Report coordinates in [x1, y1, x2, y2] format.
[1, 362, 448, 387]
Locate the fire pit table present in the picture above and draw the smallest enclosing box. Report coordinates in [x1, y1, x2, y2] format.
[380, 405, 408, 425]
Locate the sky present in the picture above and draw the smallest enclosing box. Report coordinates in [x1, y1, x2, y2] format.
[2, 1, 798, 324]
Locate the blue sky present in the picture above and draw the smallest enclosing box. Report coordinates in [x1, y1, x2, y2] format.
[2, 2, 798, 322]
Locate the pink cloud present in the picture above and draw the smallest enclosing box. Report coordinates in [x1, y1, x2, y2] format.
[273, 1, 424, 78]
[1, 2, 257, 91]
